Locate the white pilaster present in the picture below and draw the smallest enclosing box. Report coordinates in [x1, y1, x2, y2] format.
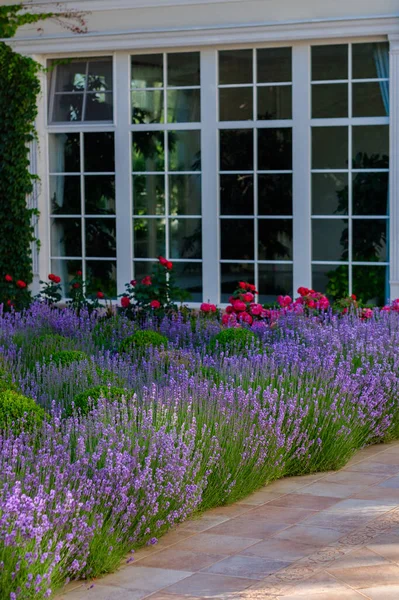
[389, 34, 399, 301]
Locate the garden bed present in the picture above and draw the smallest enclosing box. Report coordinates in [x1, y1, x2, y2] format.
[1, 300, 399, 599]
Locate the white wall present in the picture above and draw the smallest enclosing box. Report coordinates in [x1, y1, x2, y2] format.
[10, 0, 399, 40]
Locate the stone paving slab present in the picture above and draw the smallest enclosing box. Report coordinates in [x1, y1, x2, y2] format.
[57, 441, 399, 600]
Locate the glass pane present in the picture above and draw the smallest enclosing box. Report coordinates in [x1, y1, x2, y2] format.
[52, 94, 83, 122]
[55, 62, 86, 92]
[353, 172, 388, 216]
[132, 132, 165, 172]
[168, 130, 201, 171]
[131, 54, 163, 88]
[50, 176, 81, 214]
[134, 218, 165, 258]
[85, 218, 116, 257]
[257, 86, 292, 120]
[220, 219, 254, 259]
[172, 262, 202, 302]
[352, 42, 389, 80]
[312, 84, 348, 118]
[220, 130, 253, 171]
[133, 261, 157, 282]
[87, 59, 113, 91]
[170, 218, 202, 259]
[51, 259, 82, 297]
[258, 264, 293, 303]
[312, 127, 348, 170]
[352, 265, 387, 306]
[219, 87, 253, 121]
[352, 125, 389, 169]
[352, 219, 387, 262]
[170, 175, 201, 215]
[312, 264, 348, 299]
[312, 219, 348, 261]
[85, 92, 113, 121]
[312, 45, 348, 81]
[312, 173, 348, 215]
[133, 175, 165, 215]
[51, 218, 82, 257]
[257, 48, 292, 83]
[49, 133, 80, 173]
[132, 90, 164, 124]
[219, 50, 252, 85]
[220, 174, 253, 216]
[84, 176, 115, 215]
[258, 219, 293, 260]
[167, 52, 200, 86]
[258, 174, 292, 215]
[221, 263, 254, 302]
[167, 89, 200, 123]
[84, 132, 115, 172]
[86, 260, 117, 298]
[258, 128, 292, 171]
[353, 82, 389, 117]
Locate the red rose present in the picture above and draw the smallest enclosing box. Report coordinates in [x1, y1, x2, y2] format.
[76, 270, 82, 276]
[150, 299, 161, 309]
[130, 280, 137, 286]
[72, 283, 80, 289]
[297, 287, 310, 297]
[233, 300, 246, 312]
[121, 296, 130, 308]
[225, 305, 234, 314]
[238, 311, 253, 325]
[5, 274, 12, 282]
[242, 292, 254, 303]
[48, 274, 55, 281]
[351, 294, 357, 301]
[142, 276, 152, 286]
[158, 256, 168, 267]
[200, 302, 211, 312]
[238, 281, 247, 290]
[53, 276, 61, 284]
[16, 280, 26, 289]
[166, 261, 173, 270]
[210, 304, 217, 312]
[97, 291, 104, 299]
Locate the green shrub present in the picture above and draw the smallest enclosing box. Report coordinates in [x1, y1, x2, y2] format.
[0, 390, 44, 433]
[50, 350, 88, 367]
[68, 385, 127, 417]
[119, 330, 168, 354]
[207, 328, 256, 354]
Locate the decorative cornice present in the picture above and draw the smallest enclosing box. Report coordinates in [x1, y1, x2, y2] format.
[18, 0, 248, 11]
[6, 15, 399, 55]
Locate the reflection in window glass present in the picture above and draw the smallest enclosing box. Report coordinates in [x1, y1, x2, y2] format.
[50, 176, 81, 215]
[219, 50, 252, 85]
[258, 129, 292, 171]
[258, 220, 293, 260]
[51, 219, 82, 257]
[352, 266, 387, 306]
[352, 42, 389, 80]
[132, 90, 164, 124]
[353, 82, 389, 117]
[84, 176, 115, 215]
[169, 175, 201, 216]
[169, 130, 201, 171]
[352, 173, 388, 216]
[84, 132, 115, 172]
[167, 89, 200, 123]
[170, 218, 202, 259]
[85, 219, 116, 257]
[352, 220, 387, 262]
[134, 218, 166, 258]
[312, 127, 348, 170]
[257, 48, 292, 83]
[219, 88, 253, 121]
[220, 175, 253, 216]
[352, 126, 389, 169]
[172, 263, 202, 302]
[167, 52, 200, 86]
[131, 54, 163, 88]
[312, 264, 349, 298]
[258, 175, 292, 216]
[132, 132, 165, 172]
[258, 264, 293, 303]
[220, 130, 253, 171]
[133, 175, 165, 215]
[221, 219, 254, 260]
[312, 219, 348, 262]
[86, 261, 117, 298]
[257, 86, 292, 120]
[312, 45, 348, 81]
[312, 173, 348, 215]
[312, 83, 348, 118]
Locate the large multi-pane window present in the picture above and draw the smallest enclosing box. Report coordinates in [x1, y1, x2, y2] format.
[218, 48, 293, 303]
[311, 43, 389, 305]
[131, 53, 203, 301]
[47, 42, 390, 304]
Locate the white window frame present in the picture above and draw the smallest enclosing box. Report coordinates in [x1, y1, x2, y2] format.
[37, 33, 394, 306]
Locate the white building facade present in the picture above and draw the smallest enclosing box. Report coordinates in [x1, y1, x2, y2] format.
[6, 0, 399, 305]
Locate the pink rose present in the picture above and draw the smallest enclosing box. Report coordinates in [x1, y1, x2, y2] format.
[225, 305, 234, 314]
[250, 303, 263, 316]
[277, 295, 292, 308]
[233, 300, 246, 312]
[238, 312, 253, 325]
[200, 302, 211, 312]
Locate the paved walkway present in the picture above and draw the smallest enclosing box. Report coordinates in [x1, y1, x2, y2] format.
[59, 441, 399, 600]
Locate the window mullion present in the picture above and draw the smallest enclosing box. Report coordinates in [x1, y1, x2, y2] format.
[114, 52, 133, 295]
[292, 44, 312, 293]
[200, 50, 219, 304]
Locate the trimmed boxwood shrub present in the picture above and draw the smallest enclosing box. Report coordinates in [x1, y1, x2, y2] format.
[119, 330, 168, 354]
[51, 350, 88, 367]
[0, 389, 44, 433]
[207, 328, 257, 354]
[67, 385, 127, 417]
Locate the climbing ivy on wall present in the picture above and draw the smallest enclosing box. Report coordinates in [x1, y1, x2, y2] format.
[0, 4, 87, 309]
